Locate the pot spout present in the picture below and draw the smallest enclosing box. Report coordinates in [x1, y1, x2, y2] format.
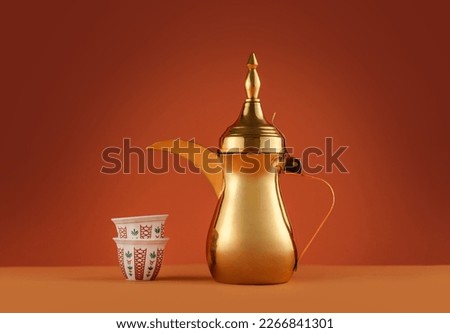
[147, 139, 224, 198]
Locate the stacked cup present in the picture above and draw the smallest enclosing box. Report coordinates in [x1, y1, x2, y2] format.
[112, 214, 169, 281]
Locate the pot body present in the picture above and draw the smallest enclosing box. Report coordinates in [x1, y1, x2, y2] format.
[206, 154, 297, 284]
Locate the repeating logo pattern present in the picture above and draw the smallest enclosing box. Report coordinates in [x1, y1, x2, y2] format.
[146, 250, 156, 279]
[152, 249, 164, 279]
[116, 223, 165, 239]
[134, 248, 147, 280]
[154, 226, 161, 239]
[140, 225, 153, 239]
[125, 250, 133, 277]
[118, 226, 127, 238]
[116, 246, 166, 280]
[117, 248, 127, 279]
[131, 228, 139, 238]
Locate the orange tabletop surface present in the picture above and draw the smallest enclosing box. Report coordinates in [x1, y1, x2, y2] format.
[0, 265, 448, 312]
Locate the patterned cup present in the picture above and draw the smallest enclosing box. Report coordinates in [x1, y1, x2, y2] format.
[113, 238, 169, 281]
[112, 214, 167, 239]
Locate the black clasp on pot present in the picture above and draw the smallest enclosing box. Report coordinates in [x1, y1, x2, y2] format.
[284, 156, 302, 174]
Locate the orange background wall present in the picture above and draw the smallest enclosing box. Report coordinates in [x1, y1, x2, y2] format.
[1, 0, 449, 266]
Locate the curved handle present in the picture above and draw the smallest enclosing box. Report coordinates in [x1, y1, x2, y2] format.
[284, 156, 335, 262]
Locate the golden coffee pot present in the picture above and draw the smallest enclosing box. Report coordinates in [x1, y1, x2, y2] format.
[149, 53, 332, 284]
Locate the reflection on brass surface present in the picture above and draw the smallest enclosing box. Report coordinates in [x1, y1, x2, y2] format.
[207, 154, 297, 284]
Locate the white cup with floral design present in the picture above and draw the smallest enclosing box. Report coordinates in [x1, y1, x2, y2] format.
[113, 237, 169, 281]
[112, 214, 167, 239]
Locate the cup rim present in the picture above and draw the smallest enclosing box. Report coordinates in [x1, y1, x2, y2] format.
[111, 214, 168, 224]
[113, 237, 169, 245]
